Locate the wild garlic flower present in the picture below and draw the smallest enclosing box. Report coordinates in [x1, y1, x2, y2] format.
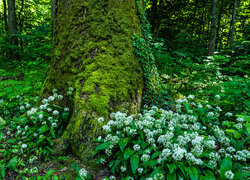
[64, 107, 69, 112]
[20, 106, 25, 110]
[137, 168, 143, 174]
[79, 168, 88, 178]
[52, 123, 57, 128]
[42, 99, 48, 104]
[98, 117, 104, 123]
[58, 95, 63, 100]
[225, 171, 234, 179]
[141, 154, 150, 162]
[22, 144, 27, 149]
[53, 110, 59, 116]
[225, 112, 233, 117]
[48, 96, 55, 101]
[39, 114, 44, 119]
[187, 95, 195, 99]
[133, 144, 140, 151]
[215, 95, 221, 100]
[236, 117, 244, 123]
[120, 166, 127, 172]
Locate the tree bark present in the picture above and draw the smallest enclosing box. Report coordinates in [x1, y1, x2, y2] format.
[150, 0, 158, 33]
[230, 0, 237, 49]
[208, 0, 218, 56]
[7, 0, 19, 59]
[3, 0, 8, 32]
[41, 0, 144, 161]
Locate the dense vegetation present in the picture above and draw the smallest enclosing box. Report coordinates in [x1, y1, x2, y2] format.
[0, 0, 249, 179]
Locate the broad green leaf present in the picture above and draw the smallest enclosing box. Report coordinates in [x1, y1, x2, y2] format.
[124, 147, 135, 160]
[95, 142, 111, 151]
[118, 138, 129, 152]
[7, 156, 18, 170]
[167, 171, 176, 180]
[151, 151, 161, 159]
[167, 163, 175, 174]
[234, 132, 242, 139]
[220, 157, 232, 178]
[130, 152, 139, 173]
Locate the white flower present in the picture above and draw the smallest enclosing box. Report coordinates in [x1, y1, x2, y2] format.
[53, 110, 59, 116]
[225, 171, 234, 179]
[47, 108, 52, 112]
[235, 123, 243, 129]
[102, 125, 111, 132]
[100, 158, 106, 164]
[225, 112, 233, 117]
[20, 106, 25, 110]
[58, 95, 63, 100]
[48, 96, 55, 102]
[22, 144, 27, 149]
[137, 168, 143, 174]
[48, 117, 53, 121]
[79, 168, 88, 178]
[52, 123, 57, 128]
[98, 117, 104, 123]
[25, 126, 29, 130]
[42, 99, 48, 104]
[26, 104, 30, 108]
[236, 117, 244, 123]
[64, 107, 69, 112]
[215, 95, 221, 100]
[187, 95, 195, 99]
[39, 114, 44, 119]
[207, 112, 215, 117]
[141, 154, 150, 162]
[42, 121, 46, 125]
[121, 166, 127, 172]
[133, 144, 140, 151]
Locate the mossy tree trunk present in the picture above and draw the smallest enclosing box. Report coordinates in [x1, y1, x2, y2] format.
[41, 0, 144, 160]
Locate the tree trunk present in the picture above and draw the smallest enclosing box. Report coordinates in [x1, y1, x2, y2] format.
[215, 0, 223, 50]
[150, 0, 158, 33]
[202, 1, 207, 41]
[208, 0, 218, 56]
[7, 0, 19, 59]
[3, 0, 8, 32]
[41, 0, 144, 161]
[230, 0, 237, 49]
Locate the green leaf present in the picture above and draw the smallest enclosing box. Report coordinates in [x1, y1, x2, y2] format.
[167, 163, 175, 174]
[189, 167, 198, 180]
[130, 152, 139, 173]
[7, 156, 18, 170]
[220, 157, 232, 178]
[0, 164, 5, 178]
[95, 142, 111, 151]
[167, 171, 177, 180]
[234, 132, 242, 139]
[151, 151, 161, 159]
[118, 138, 128, 152]
[124, 148, 135, 160]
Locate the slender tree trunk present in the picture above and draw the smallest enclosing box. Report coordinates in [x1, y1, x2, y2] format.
[3, 0, 8, 32]
[151, 0, 158, 33]
[7, 0, 19, 59]
[215, 0, 223, 50]
[202, 1, 207, 41]
[208, 0, 218, 56]
[230, 0, 237, 49]
[41, 0, 144, 161]
[18, 0, 24, 52]
[191, 0, 197, 37]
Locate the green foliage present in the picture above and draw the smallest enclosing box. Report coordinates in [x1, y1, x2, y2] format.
[94, 98, 249, 179]
[133, 1, 169, 109]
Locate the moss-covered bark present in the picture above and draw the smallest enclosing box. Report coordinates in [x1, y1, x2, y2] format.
[41, 0, 143, 161]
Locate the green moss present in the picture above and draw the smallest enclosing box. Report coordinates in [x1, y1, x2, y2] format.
[41, 0, 143, 162]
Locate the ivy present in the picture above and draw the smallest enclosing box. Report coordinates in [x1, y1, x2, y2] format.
[133, 1, 170, 109]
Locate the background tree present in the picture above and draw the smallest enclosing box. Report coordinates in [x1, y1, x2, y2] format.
[230, 0, 237, 49]
[208, 0, 218, 56]
[7, 0, 18, 59]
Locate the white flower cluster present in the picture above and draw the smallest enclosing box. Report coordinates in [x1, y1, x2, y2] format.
[98, 96, 249, 178]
